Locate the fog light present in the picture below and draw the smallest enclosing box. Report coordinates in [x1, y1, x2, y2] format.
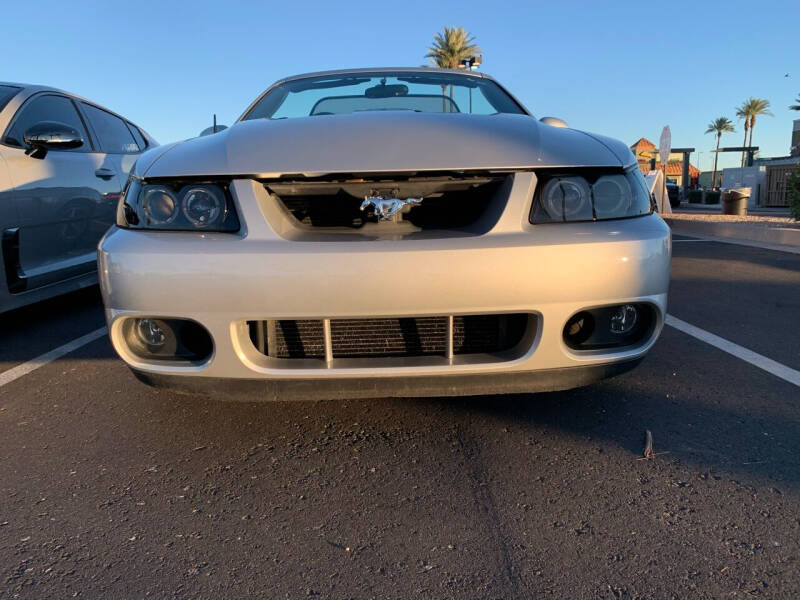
[564, 311, 594, 346]
[610, 304, 638, 334]
[136, 318, 166, 347]
[124, 317, 212, 362]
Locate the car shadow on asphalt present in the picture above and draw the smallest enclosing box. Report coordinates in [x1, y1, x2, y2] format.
[127, 327, 800, 490]
[0, 285, 108, 363]
[403, 332, 800, 488]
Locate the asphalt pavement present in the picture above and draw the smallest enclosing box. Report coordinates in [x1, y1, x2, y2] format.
[1, 236, 799, 599]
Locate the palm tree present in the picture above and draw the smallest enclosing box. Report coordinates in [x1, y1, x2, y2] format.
[426, 26, 481, 112]
[705, 117, 735, 190]
[735, 98, 772, 166]
[734, 104, 750, 167]
[791, 95, 800, 111]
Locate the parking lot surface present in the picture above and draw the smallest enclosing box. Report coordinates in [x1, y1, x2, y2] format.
[1, 236, 799, 599]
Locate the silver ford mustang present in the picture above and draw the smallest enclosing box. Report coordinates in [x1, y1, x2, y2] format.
[98, 68, 671, 400]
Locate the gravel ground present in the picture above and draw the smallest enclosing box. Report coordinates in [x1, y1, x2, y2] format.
[667, 212, 800, 228]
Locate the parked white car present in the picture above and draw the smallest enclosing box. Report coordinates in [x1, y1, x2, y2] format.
[0, 83, 155, 313]
[99, 68, 671, 400]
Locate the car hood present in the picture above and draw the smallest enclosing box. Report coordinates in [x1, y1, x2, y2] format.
[143, 112, 634, 178]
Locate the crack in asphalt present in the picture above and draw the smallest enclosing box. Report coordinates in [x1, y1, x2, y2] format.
[453, 430, 527, 596]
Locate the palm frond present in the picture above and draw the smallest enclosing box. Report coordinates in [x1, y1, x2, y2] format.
[705, 117, 735, 135]
[736, 97, 773, 119]
[425, 26, 482, 68]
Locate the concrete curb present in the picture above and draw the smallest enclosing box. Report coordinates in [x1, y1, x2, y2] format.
[663, 218, 800, 248]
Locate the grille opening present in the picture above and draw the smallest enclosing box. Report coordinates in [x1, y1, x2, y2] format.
[264, 174, 507, 232]
[331, 317, 447, 358]
[247, 314, 532, 361]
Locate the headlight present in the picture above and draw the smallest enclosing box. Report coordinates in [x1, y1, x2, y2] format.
[117, 178, 240, 232]
[540, 176, 593, 222]
[530, 166, 652, 224]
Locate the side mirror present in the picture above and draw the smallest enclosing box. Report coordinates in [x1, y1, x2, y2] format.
[23, 121, 84, 159]
[539, 116, 569, 128]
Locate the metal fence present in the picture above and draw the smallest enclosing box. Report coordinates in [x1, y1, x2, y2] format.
[765, 164, 798, 207]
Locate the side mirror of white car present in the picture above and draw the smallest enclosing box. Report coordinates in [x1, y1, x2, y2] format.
[539, 116, 569, 128]
[23, 121, 84, 159]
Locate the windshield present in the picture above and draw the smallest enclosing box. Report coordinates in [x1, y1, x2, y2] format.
[242, 72, 526, 120]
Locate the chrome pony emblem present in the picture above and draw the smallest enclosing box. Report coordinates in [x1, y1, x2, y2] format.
[360, 194, 423, 221]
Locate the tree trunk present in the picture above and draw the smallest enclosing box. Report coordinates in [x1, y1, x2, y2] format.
[741, 123, 748, 167]
[712, 134, 720, 189]
[747, 120, 755, 166]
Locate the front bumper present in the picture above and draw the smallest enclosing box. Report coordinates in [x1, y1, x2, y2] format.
[132, 358, 644, 401]
[98, 177, 671, 398]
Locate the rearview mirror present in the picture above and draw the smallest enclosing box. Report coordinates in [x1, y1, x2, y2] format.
[365, 84, 409, 99]
[539, 116, 569, 128]
[23, 121, 84, 159]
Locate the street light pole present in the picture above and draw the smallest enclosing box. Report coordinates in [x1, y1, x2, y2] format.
[459, 55, 482, 114]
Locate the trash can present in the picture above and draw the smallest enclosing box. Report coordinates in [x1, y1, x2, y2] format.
[722, 187, 750, 215]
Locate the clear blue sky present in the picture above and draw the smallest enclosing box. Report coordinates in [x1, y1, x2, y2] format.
[3, 0, 798, 171]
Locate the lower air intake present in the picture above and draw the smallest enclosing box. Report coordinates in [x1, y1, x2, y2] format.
[247, 314, 532, 360]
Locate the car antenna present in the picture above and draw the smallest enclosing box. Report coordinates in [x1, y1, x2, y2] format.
[213, 114, 217, 134]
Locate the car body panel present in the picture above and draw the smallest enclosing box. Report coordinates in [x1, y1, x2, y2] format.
[143, 112, 630, 179]
[3, 145, 120, 286]
[0, 83, 155, 313]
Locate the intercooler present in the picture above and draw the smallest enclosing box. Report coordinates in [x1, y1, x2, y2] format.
[247, 314, 532, 361]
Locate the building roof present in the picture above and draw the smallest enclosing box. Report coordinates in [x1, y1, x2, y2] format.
[631, 136, 700, 177]
[637, 160, 700, 178]
[664, 161, 700, 177]
[631, 137, 656, 151]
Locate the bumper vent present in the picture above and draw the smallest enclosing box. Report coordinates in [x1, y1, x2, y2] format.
[247, 314, 532, 361]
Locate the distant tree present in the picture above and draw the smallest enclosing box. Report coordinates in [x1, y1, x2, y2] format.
[791, 95, 800, 111]
[705, 117, 735, 189]
[426, 26, 481, 112]
[735, 98, 772, 167]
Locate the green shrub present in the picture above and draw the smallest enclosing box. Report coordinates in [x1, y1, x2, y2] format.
[688, 190, 703, 204]
[789, 166, 800, 221]
[704, 191, 721, 204]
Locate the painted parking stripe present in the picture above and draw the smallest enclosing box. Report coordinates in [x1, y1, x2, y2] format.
[0, 327, 108, 389]
[666, 315, 800, 388]
[2, 318, 798, 391]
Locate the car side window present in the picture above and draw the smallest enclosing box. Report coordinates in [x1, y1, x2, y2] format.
[4, 94, 91, 152]
[127, 122, 147, 151]
[80, 102, 139, 154]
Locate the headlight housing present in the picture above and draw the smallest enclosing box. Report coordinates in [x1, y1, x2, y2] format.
[117, 178, 240, 232]
[530, 166, 653, 224]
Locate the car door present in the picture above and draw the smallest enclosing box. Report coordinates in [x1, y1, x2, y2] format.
[77, 101, 143, 203]
[2, 93, 122, 290]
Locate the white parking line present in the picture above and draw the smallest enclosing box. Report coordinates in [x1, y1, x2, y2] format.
[0, 327, 108, 389]
[2, 318, 798, 391]
[666, 315, 800, 387]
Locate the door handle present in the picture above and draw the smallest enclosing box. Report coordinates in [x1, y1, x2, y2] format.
[95, 168, 116, 180]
